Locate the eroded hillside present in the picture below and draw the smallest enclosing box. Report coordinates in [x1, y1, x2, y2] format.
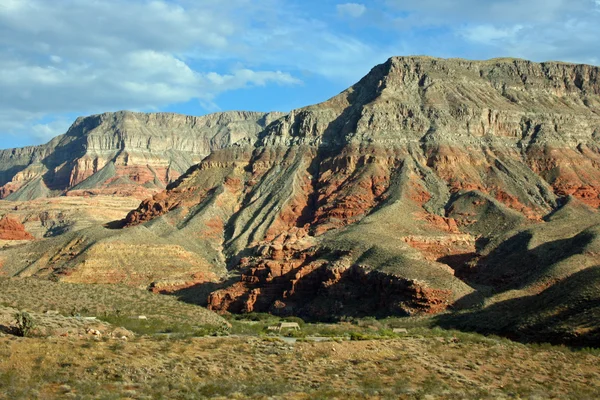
[0, 111, 283, 200]
[2, 56, 600, 345]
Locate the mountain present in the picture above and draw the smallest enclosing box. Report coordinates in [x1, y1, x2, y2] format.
[2, 56, 600, 344]
[0, 196, 140, 244]
[0, 110, 283, 200]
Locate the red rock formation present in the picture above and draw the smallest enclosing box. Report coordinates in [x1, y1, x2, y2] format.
[0, 215, 34, 240]
[207, 227, 456, 317]
[401, 234, 475, 263]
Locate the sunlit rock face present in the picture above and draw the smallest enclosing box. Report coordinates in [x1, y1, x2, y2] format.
[119, 57, 600, 319]
[4, 57, 600, 341]
[0, 110, 283, 200]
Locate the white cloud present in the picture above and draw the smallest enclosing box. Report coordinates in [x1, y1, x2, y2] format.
[461, 25, 524, 45]
[6, 0, 596, 149]
[337, 3, 367, 18]
[0, 0, 385, 147]
[31, 119, 73, 143]
[385, 0, 600, 64]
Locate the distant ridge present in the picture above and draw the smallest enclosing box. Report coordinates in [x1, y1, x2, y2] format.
[0, 110, 285, 200]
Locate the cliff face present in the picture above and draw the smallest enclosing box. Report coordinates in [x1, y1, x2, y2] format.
[3, 56, 600, 343]
[120, 57, 600, 319]
[0, 111, 283, 200]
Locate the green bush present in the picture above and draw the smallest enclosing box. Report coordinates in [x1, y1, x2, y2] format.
[283, 329, 306, 338]
[13, 311, 36, 337]
[233, 312, 274, 322]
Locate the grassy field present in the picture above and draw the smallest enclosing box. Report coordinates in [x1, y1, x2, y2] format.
[0, 278, 225, 334]
[1, 332, 599, 399]
[1, 278, 599, 399]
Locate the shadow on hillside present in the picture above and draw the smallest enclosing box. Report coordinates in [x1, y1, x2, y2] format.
[0, 166, 28, 187]
[168, 276, 241, 307]
[445, 229, 596, 320]
[455, 229, 594, 294]
[39, 130, 89, 191]
[104, 219, 127, 230]
[177, 257, 452, 322]
[0, 324, 12, 335]
[437, 266, 600, 347]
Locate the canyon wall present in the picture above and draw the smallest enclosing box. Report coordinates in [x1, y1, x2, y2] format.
[0, 110, 283, 200]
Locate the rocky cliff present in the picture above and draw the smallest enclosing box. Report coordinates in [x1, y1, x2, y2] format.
[0, 111, 283, 200]
[128, 56, 600, 321]
[3, 56, 600, 344]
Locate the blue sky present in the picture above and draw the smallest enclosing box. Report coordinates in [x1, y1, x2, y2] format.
[1, 0, 599, 149]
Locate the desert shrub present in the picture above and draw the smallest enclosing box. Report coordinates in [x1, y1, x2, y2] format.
[229, 321, 269, 335]
[283, 329, 306, 338]
[576, 347, 600, 356]
[13, 311, 36, 337]
[233, 312, 274, 322]
[418, 376, 450, 395]
[100, 313, 223, 337]
[377, 328, 397, 338]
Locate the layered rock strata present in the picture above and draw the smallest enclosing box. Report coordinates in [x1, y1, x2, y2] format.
[0, 111, 283, 200]
[3, 56, 600, 326]
[122, 56, 600, 318]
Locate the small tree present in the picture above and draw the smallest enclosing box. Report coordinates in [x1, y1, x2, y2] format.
[13, 311, 36, 337]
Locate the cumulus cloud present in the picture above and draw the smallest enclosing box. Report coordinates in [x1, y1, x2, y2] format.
[0, 0, 344, 146]
[337, 3, 367, 18]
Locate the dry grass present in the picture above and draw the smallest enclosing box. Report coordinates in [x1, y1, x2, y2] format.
[0, 278, 225, 331]
[0, 279, 598, 399]
[0, 334, 598, 399]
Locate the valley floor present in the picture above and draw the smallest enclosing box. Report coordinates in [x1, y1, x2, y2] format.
[1, 332, 599, 399]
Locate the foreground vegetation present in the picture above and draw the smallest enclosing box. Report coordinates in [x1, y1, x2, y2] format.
[1, 331, 599, 399]
[0, 278, 224, 332]
[1, 278, 599, 399]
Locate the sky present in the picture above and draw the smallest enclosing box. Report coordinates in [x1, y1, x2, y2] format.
[0, 0, 599, 149]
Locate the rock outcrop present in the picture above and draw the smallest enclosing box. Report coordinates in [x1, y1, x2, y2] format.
[3, 56, 600, 337]
[0, 215, 34, 241]
[0, 111, 283, 200]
